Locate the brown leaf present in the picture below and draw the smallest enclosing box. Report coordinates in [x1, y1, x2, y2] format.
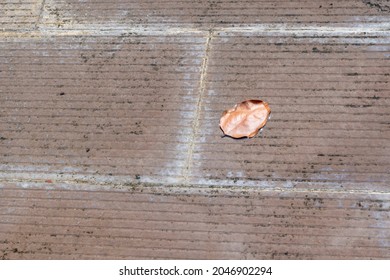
[219, 99, 271, 138]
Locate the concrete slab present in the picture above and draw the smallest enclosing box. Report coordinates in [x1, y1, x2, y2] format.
[1, 0, 390, 259]
[1, 182, 390, 259]
[191, 30, 390, 191]
[39, 0, 389, 30]
[0, 33, 205, 185]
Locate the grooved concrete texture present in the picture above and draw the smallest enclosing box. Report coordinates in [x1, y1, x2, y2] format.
[1, 0, 43, 31]
[1, 0, 390, 259]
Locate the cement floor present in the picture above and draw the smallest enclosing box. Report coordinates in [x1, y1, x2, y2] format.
[1, 0, 389, 259]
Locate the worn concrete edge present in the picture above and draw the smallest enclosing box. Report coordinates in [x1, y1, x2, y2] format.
[1, 177, 390, 197]
[1, 23, 390, 37]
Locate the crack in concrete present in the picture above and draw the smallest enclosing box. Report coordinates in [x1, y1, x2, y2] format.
[183, 30, 214, 184]
[35, 0, 47, 30]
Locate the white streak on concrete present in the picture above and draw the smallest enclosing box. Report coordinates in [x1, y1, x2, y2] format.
[2, 23, 389, 37]
[182, 30, 213, 184]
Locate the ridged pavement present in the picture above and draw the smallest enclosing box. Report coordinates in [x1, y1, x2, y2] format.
[1, 0, 389, 259]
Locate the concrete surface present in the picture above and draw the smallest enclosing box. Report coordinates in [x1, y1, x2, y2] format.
[0, 0, 389, 259]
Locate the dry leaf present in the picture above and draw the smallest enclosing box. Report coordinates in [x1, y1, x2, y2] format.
[220, 99, 271, 138]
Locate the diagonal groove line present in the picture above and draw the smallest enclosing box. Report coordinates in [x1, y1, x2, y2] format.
[183, 30, 213, 183]
[35, 0, 46, 30]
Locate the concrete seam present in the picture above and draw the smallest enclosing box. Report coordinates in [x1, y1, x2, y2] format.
[2, 178, 390, 196]
[35, 0, 47, 30]
[2, 23, 389, 37]
[183, 30, 213, 184]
